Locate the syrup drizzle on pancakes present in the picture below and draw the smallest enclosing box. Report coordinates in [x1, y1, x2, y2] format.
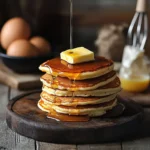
[38, 56, 121, 121]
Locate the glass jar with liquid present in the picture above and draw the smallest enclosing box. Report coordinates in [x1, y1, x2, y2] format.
[119, 45, 149, 92]
[120, 74, 149, 92]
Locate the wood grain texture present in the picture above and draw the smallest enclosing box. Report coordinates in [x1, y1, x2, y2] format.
[77, 143, 121, 150]
[122, 138, 150, 150]
[0, 123, 35, 150]
[0, 120, 16, 150]
[0, 85, 35, 150]
[0, 62, 41, 90]
[0, 84, 9, 116]
[77, 145, 91, 150]
[7, 87, 35, 150]
[0, 84, 12, 150]
[36, 142, 77, 150]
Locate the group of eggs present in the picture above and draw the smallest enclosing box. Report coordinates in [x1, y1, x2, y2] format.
[1, 17, 51, 57]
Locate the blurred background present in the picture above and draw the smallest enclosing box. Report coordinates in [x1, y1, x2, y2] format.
[0, 0, 149, 90]
[0, 0, 150, 60]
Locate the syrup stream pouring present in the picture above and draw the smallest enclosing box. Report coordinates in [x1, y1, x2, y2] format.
[128, 0, 148, 51]
[69, 0, 73, 49]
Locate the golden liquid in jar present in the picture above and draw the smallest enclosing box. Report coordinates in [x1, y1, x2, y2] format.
[120, 75, 149, 92]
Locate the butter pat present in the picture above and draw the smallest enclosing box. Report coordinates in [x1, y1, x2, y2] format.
[60, 47, 94, 64]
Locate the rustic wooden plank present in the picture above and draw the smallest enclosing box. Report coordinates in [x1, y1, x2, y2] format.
[0, 61, 41, 90]
[0, 127, 35, 149]
[0, 120, 35, 150]
[77, 145, 91, 150]
[122, 138, 150, 150]
[0, 85, 35, 150]
[0, 84, 9, 116]
[36, 142, 77, 150]
[5, 87, 36, 150]
[0, 118, 16, 149]
[77, 143, 121, 150]
[0, 84, 11, 150]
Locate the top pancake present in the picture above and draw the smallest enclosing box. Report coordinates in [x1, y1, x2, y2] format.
[39, 56, 114, 80]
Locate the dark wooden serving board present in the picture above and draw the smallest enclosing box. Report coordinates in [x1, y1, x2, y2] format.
[6, 91, 143, 144]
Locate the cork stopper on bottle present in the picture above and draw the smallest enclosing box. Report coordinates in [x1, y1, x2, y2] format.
[136, 0, 147, 12]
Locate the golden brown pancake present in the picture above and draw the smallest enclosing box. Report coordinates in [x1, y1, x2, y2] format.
[38, 55, 121, 120]
[41, 91, 117, 106]
[42, 77, 121, 97]
[37, 99, 117, 116]
[39, 57, 114, 80]
[40, 71, 116, 91]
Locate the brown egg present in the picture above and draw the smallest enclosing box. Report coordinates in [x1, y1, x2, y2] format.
[7, 39, 39, 57]
[1, 17, 31, 49]
[30, 36, 51, 55]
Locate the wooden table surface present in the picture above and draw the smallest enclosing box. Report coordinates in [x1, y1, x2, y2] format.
[1, 84, 150, 150]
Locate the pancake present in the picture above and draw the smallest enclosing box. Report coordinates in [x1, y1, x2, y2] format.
[42, 77, 121, 97]
[39, 57, 114, 80]
[40, 71, 116, 91]
[38, 99, 117, 116]
[38, 52, 122, 120]
[41, 91, 117, 106]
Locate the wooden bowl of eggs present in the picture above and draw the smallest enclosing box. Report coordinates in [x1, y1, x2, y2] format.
[0, 17, 52, 73]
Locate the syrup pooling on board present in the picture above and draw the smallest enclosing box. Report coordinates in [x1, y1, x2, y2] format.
[47, 112, 89, 122]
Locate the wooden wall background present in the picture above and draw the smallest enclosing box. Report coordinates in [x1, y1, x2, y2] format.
[0, 0, 150, 59]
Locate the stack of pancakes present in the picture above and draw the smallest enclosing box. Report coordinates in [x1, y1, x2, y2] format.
[38, 56, 121, 120]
